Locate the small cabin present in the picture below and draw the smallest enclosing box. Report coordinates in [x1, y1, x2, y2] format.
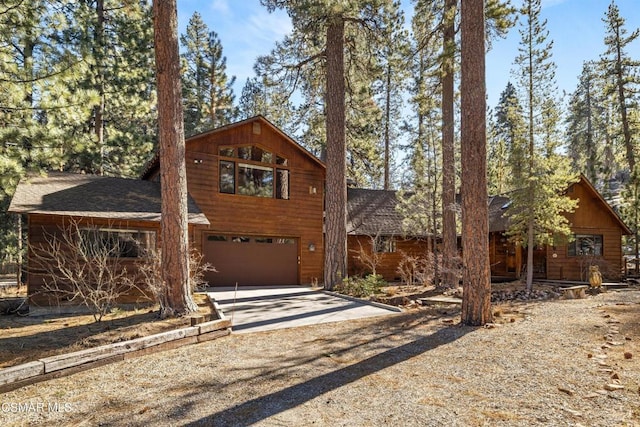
[489, 175, 631, 282]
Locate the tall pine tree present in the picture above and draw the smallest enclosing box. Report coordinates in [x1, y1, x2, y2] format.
[180, 12, 236, 136]
[510, 0, 577, 291]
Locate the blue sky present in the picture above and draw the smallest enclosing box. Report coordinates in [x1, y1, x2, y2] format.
[176, 0, 640, 110]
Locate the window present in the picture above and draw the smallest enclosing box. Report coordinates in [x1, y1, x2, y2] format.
[232, 236, 250, 243]
[79, 228, 155, 258]
[568, 234, 603, 256]
[276, 169, 290, 200]
[276, 238, 296, 245]
[374, 236, 396, 253]
[237, 145, 272, 163]
[218, 145, 289, 199]
[219, 161, 235, 194]
[238, 163, 273, 197]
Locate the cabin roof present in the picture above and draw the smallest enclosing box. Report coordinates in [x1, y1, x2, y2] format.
[8, 172, 210, 225]
[140, 115, 325, 179]
[347, 188, 427, 236]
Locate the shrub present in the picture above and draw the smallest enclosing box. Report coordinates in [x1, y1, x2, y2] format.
[335, 274, 386, 298]
[30, 221, 140, 322]
[396, 252, 435, 286]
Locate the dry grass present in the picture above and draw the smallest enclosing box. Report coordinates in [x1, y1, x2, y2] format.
[0, 293, 214, 368]
[0, 291, 639, 426]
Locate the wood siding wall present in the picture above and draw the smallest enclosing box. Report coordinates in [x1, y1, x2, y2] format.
[488, 179, 626, 282]
[26, 214, 162, 305]
[182, 119, 325, 285]
[546, 181, 624, 281]
[347, 235, 432, 282]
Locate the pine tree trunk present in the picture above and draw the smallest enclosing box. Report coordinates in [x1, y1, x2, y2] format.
[95, 0, 105, 175]
[460, 0, 492, 326]
[153, 0, 196, 316]
[441, 0, 457, 289]
[323, 14, 347, 290]
[526, 222, 534, 292]
[384, 62, 391, 190]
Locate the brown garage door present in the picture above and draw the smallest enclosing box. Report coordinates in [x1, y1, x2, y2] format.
[203, 234, 299, 286]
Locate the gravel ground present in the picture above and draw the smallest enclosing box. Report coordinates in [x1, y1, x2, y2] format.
[1, 289, 639, 427]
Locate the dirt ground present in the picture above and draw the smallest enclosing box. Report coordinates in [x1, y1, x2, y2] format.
[0, 288, 214, 368]
[0, 284, 638, 426]
[0, 281, 601, 369]
[0, 281, 530, 369]
[0, 288, 638, 426]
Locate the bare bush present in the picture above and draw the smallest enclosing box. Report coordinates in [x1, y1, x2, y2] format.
[350, 234, 384, 277]
[136, 249, 215, 315]
[396, 251, 435, 286]
[577, 255, 613, 282]
[30, 221, 142, 322]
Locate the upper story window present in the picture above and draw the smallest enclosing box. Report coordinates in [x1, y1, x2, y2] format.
[568, 234, 603, 256]
[219, 145, 290, 199]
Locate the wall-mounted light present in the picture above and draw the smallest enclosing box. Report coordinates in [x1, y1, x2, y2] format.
[194, 159, 203, 164]
[308, 243, 316, 252]
[309, 186, 317, 195]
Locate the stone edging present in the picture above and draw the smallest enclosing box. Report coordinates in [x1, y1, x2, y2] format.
[0, 317, 231, 394]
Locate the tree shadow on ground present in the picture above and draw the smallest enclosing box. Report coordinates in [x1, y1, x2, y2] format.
[183, 323, 471, 427]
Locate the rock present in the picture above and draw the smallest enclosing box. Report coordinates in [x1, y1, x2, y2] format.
[604, 383, 625, 391]
[611, 372, 620, 380]
[558, 386, 575, 396]
[624, 352, 633, 359]
[584, 392, 600, 399]
[563, 407, 582, 417]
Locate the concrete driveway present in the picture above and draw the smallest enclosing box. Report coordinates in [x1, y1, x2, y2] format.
[207, 286, 400, 334]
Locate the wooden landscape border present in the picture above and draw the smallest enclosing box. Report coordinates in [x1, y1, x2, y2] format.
[0, 316, 231, 394]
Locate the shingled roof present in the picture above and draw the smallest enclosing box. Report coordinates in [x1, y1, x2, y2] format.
[488, 195, 511, 233]
[347, 188, 512, 237]
[347, 188, 420, 236]
[8, 172, 209, 225]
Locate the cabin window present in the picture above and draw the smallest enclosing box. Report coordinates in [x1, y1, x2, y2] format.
[218, 145, 289, 199]
[237, 163, 273, 197]
[276, 169, 290, 200]
[374, 236, 396, 253]
[79, 228, 156, 258]
[219, 161, 235, 194]
[568, 234, 603, 256]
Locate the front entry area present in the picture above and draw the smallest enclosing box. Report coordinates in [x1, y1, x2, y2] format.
[203, 234, 299, 286]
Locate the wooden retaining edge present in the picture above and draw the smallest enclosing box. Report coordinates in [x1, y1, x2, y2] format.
[0, 318, 231, 394]
[322, 291, 403, 313]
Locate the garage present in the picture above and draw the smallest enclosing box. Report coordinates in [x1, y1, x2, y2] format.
[203, 234, 299, 286]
